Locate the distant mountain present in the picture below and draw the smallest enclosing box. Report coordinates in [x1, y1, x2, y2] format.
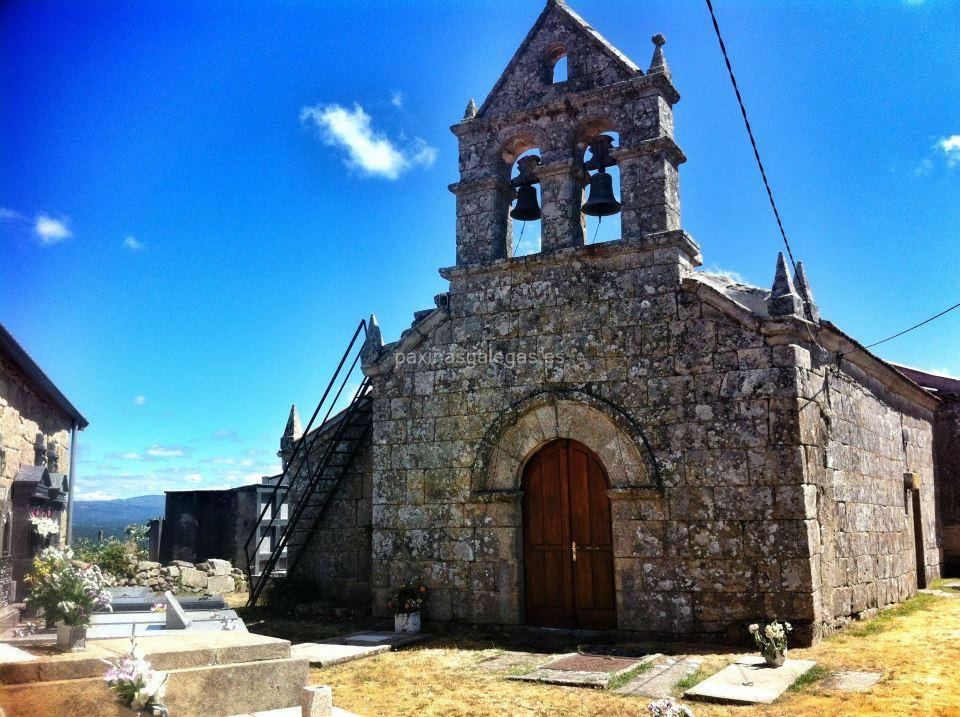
[72, 494, 165, 541]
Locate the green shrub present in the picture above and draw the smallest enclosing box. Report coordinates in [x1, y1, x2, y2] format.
[73, 537, 138, 578]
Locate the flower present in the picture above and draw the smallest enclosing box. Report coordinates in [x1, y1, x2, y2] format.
[748, 623, 759, 634]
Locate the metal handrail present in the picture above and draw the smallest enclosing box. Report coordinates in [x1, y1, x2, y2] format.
[247, 376, 371, 605]
[242, 318, 365, 571]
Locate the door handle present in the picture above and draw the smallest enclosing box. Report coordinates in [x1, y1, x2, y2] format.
[571, 541, 577, 561]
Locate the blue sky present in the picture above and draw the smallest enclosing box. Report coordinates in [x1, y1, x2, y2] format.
[2, 0, 958, 501]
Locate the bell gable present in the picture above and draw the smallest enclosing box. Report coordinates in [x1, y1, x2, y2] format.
[477, 0, 640, 119]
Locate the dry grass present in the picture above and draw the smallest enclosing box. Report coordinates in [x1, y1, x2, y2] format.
[309, 593, 960, 717]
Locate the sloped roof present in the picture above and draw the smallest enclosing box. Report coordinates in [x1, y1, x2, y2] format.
[0, 323, 88, 429]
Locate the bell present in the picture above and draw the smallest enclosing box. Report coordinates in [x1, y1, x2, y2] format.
[581, 170, 621, 217]
[510, 184, 541, 221]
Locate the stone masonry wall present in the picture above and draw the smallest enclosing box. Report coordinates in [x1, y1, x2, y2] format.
[365, 243, 822, 643]
[0, 350, 74, 607]
[935, 397, 960, 574]
[801, 356, 940, 636]
[286, 435, 372, 615]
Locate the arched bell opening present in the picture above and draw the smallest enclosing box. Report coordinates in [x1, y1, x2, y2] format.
[544, 43, 569, 85]
[500, 135, 543, 258]
[574, 119, 622, 245]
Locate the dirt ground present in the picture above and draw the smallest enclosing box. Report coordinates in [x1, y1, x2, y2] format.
[239, 582, 960, 717]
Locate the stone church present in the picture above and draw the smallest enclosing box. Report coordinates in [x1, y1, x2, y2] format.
[267, 0, 956, 645]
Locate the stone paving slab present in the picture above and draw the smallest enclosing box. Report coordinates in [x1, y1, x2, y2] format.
[684, 655, 817, 705]
[0, 643, 38, 664]
[476, 651, 554, 671]
[509, 652, 660, 689]
[920, 589, 960, 598]
[820, 670, 883, 693]
[614, 656, 701, 697]
[340, 631, 429, 648]
[291, 642, 390, 667]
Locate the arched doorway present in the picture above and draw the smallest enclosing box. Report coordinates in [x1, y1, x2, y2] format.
[522, 438, 616, 629]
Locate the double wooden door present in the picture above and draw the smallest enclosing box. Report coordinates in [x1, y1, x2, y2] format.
[522, 439, 616, 629]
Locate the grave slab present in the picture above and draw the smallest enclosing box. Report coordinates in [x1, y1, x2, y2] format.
[340, 631, 429, 648]
[291, 642, 389, 667]
[476, 651, 554, 671]
[820, 670, 882, 693]
[510, 652, 660, 689]
[684, 655, 817, 704]
[615, 656, 702, 697]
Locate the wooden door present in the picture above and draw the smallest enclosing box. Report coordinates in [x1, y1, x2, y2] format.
[522, 439, 616, 629]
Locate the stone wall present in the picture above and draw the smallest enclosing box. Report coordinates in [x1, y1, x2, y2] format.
[105, 557, 244, 595]
[0, 350, 75, 606]
[362, 241, 829, 643]
[286, 434, 372, 616]
[935, 396, 960, 574]
[801, 354, 941, 636]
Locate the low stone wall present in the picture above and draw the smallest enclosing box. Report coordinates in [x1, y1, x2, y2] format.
[104, 557, 246, 595]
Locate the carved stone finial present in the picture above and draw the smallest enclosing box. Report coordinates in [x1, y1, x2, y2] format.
[649, 34, 671, 79]
[769, 252, 804, 317]
[283, 405, 302, 441]
[794, 261, 820, 322]
[361, 313, 385, 367]
[463, 98, 477, 121]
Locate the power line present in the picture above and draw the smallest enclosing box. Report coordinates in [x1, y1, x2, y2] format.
[864, 301, 960, 349]
[704, 0, 798, 271]
[704, 0, 960, 359]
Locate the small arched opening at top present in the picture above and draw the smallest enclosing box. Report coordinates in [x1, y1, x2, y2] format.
[545, 44, 569, 85]
[499, 132, 543, 258]
[575, 120, 622, 245]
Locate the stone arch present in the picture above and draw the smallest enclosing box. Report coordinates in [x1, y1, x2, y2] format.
[572, 116, 619, 158]
[472, 388, 659, 495]
[543, 42, 569, 84]
[493, 126, 548, 180]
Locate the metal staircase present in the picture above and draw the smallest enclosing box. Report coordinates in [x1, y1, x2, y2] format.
[244, 320, 372, 606]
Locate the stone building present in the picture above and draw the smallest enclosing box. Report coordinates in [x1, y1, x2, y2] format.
[0, 323, 87, 608]
[271, 0, 953, 644]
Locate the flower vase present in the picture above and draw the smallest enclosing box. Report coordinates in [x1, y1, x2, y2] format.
[394, 611, 421, 634]
[56, 622, 88, 652]
[762, 648, 785, 667]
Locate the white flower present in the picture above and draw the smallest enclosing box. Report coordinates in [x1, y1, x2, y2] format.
[748, 623, 759, 634]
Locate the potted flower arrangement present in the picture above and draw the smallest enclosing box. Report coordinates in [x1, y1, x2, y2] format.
[25, 546, 111, 651]
[749, 619, 793, 667]
[387, 584, 427, 633]
[102, 635, 169, 716]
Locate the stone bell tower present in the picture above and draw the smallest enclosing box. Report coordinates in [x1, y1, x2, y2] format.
[448, 0, 699, 269]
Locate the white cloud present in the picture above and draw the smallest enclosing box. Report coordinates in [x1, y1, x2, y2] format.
[0, 207, 25, 221]
[183, 473, 203, 483]
[390, 91, 404, 108]
[123, 236, 143, 250]
[146, 445, 186, 458]
[121, 452, 141, 460]
[300, 103, 436, 179]
[75, 490, 118, 501]
[34, 214, 72, 244]
[243, 473, 264, 484]
[937, 135, 960, 167]
[133, 395, 147, 405]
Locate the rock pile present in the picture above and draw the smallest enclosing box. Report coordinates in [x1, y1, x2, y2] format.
[104, 558, 246, 595]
